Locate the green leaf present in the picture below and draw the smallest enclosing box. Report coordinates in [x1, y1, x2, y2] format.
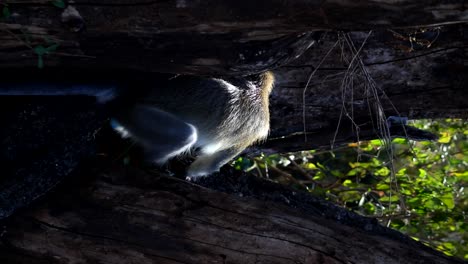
[375, 167, 390, 176]
[376, 183, 390, 190]
[369, 139, 383, 146]
[438, 242, 455, 255]
[400, 188, 412, 195]
[438, 132, 451, 143]
[346, 168, 360, 176]
[380, 195, 400, 203]
[342, 179, 353, 187]
[452, 171, 468, 181]
[423, 198, 438, 209]
[312, 172, 324, 181]
[396, 168, 407, 177]
[2, 6, 10, 19]
[51, 0, 66, 8]
[331, 170, 343, 177]
[339, 191, 361, 202]
[37, 55, 44, 69]
[34, 45, 48, 56]
[416, 152, 429, 159]
[232, 157, 254, 171]
[316, 162, 326, 170]
[305, 163, 317, 170]
[418, 168, 427, 178]
[349, 161, 371, 169]
[440, 193, 455, 209]
[392, 138, 407, 144]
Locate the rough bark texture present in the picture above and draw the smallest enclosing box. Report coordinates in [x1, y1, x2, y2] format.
[0, 1, 466, 75]
[0, 97, 107, 219]
[261, 25, 468, 153]
[0, 1, 467, 263]
[1, 26, 466, 155]
[0, 166, 464, 264]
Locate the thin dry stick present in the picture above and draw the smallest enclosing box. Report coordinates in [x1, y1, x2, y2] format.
[254, 158, 307, 188]
[331, 31, 373, 149]
[1, 28, 33, 49]
[344, 33, 410, 217]
[1, 28, 96, 59]
[253, 160, 264, 178]
[302, 39, 339, 142]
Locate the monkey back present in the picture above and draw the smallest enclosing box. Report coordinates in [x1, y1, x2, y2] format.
[116, 72, 274, 177]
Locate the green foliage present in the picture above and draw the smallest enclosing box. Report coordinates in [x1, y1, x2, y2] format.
[237, 119, 467, 260]
[33, 42, 59, 69]
[2, 23, 60, 69]
[51, 0, 66, 9]
[2, 5, 10, 19]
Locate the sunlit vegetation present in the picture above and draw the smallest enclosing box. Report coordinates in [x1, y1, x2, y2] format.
[234, 119, 467, 259]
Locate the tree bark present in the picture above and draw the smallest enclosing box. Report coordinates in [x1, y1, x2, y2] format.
[1, 25, 466, 154]
[0, 2, 467, 263]
[0, 0, 466, 75]
[0, 25, 466, 227]
[0, 166, 463, 264]
[261, 25, 468, 153]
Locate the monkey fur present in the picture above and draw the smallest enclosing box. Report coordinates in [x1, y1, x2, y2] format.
[0, 71, 274, 178]
[114, 71, 275, 178]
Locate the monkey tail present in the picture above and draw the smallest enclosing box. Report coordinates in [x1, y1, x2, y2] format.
[0, 83, 118, 104]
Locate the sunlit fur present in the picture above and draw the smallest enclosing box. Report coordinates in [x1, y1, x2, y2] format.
[118, 71, 275, 177]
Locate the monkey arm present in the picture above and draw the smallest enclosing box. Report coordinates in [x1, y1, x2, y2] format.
[187, 147, 243, 178]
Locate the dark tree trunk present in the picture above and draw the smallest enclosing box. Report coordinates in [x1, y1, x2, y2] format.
[0, 166, 463, 264]
[0, 0, 466, 75]
[262, 25, 467, 153]
[0, 1, 467, 263]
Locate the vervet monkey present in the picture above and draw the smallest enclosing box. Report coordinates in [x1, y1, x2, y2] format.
[0, 71, 275, 178]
